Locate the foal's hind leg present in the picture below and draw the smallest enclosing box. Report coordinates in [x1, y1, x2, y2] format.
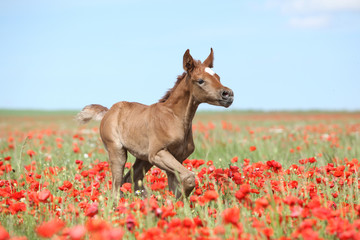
[123, 158, 153, 196]
[107, 144, 127, 204]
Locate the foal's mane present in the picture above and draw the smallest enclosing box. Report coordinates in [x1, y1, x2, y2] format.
[158, 72, 187, 103]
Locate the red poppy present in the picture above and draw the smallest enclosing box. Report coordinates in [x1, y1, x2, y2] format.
[125, 162, 132, 169]
[120, 183, 132, 193]
[214, 225, 225, 235]
[36, 219, 65, 238]
[68, 225, 86, 240]
[58, 181, 73, 191]
[283, 195, 299, 206]
[312, 207, 331, 220]
[26, 150, 36, 158]
[168, 218, 182, 229]
[222, 207, 240, 226]
[10, 191, 25, 201]
[85, 202, 98, 217]
[86, 218, 109, 232]
[266, 160, 282, 173]
[263, 227, 273, 238]
[106, 228, 125, 240]
[231, 156, 238, 163]
[9, 202, 26, 215]
[249, 146, 257, 152]
[204, 190, 218, 202]
[38, 189, 51, 203]
[73, 146, 80, 153]
[193, 216, 203, 227]
[0, 225, 9, 240]
[126, 214, 137, 231]
[182, 218, 194, 229]
[290, 206, 304, 218]
[235, 184, 251, 201]
[150, 181, 166, 191]
[255, 197, 269, 209]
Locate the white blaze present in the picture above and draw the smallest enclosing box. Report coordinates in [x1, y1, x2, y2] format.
[205, 67, 215, 76]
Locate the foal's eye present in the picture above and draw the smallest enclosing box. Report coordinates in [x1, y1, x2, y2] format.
[197, 79, 205, 85]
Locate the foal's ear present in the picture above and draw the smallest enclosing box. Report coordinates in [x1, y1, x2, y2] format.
[183, 49, 195, 72]
[203, 48, 214, 68]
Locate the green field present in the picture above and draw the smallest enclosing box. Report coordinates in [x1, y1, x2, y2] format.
[0, 111, 360, 239]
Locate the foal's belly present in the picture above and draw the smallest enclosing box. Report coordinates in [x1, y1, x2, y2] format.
[126, 142, 192, 163]
[127, 149, 149, 161]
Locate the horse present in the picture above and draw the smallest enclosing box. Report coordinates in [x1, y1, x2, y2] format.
[76, 48, 234, 201]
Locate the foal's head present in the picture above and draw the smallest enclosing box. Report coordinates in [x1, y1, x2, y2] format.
[183, 49, 234, 108]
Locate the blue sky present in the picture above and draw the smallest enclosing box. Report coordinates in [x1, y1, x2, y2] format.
[1, 0, 360, 111]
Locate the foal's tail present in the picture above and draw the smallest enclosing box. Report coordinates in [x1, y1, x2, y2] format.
[76, 104, 109, 125]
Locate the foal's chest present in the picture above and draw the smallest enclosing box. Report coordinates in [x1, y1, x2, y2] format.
[168, 134, 195, 162]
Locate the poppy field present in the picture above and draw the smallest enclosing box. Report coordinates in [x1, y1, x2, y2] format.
[0, 111, 360, 240]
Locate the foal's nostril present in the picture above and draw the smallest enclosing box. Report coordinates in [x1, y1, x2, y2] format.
[221, 90, 230, 99]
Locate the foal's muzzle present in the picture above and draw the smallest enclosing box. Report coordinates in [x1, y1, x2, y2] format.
[219, 89, 234, 108]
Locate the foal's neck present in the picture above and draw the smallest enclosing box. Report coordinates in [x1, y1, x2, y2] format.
[164, 74, 199, 129]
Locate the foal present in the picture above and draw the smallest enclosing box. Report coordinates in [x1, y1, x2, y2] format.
[77, 49, 234, 200]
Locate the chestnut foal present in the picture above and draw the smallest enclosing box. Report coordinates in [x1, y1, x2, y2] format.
[77, 49, 234, 201]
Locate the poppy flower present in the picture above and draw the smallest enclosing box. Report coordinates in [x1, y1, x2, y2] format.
[204, 190, 218, 202]
[312, 207, 331, 220]
[120, 183, 132, 193]
[222, 207, 240, 226]
[36, 219, 65, 238]
[290, 206, 304, 218]
[26, 150, 36, 158]
[0, 225, 9, 240]
[214, 225, 225, 235]
[38, 189, 51, 203]
[263, 228, 273, 238]
[126, 214, 137, 231]
[193, 216, 203, 227]
[58, 181, 73, 191]
[106, 228, 125, 240]
[182, 218, 194, 229]
[86, 218, 109, 232]
[73, 146, 80, 153]
[9, 202, 26, 215]
[255, 197, 269, 209]
[68, 225, 86, 240]
[150, 181, 166, 191]
[85, 202, 98, 217]
[249, 146, 257, 152]
[235, 184, 251, 201]
[10, 191, 25, 201]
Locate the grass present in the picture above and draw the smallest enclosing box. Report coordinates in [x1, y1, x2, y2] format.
[0, 111, 360, 239]
[0, 109, 78, 116]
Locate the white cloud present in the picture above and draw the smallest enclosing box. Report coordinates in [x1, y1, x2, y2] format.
[266, 0, 360, 28]
[269, 0, 360, 13]
[289, 15, 330, 28]
[278, 0, 360, 13]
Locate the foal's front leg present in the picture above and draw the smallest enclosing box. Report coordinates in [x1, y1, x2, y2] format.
[150, 150, 195, 198]
[108, 145, 127, 204]
[166, 171, 182, 198]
